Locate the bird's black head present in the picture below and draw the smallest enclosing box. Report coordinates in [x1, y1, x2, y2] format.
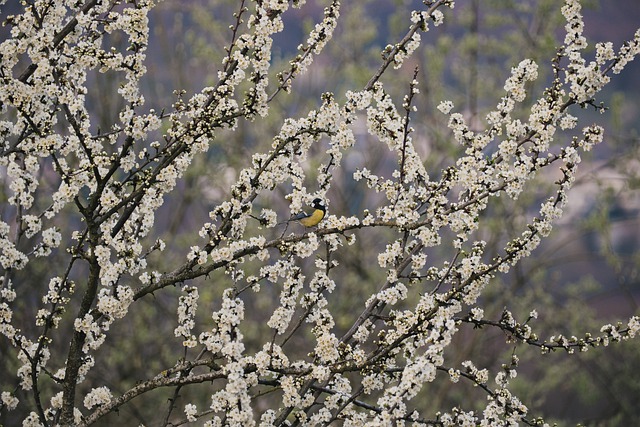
[311, 198, 326, 211]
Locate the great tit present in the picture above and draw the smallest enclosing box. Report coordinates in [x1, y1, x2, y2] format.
[291, 198, 326, 227]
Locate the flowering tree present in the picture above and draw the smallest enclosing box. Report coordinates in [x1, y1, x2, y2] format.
[1, 0, 640, 426]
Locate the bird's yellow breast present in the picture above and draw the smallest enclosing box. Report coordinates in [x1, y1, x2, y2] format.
[298, 209, 325, 227]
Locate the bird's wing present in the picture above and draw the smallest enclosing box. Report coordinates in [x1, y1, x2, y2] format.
[291, 211, 310, 220]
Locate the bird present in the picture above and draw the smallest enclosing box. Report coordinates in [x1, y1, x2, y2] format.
[291, 198, 326, 227]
